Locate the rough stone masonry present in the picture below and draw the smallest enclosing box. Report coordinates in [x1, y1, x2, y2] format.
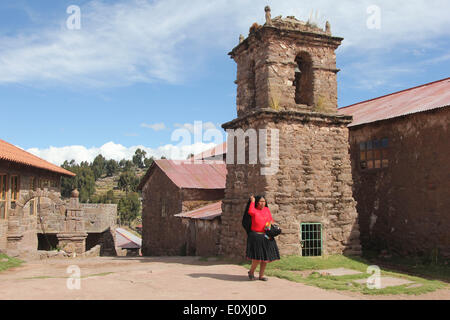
[219, 7, 361, 258]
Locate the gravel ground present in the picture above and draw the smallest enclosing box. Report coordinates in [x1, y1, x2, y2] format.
[0, 256, 448, 300]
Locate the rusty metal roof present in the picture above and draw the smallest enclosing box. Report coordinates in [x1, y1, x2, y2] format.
[0, 139, 76, 177]
[138, 159, 227, 190]
[338, 78, 450, 127]
[175, 201, 222, 220]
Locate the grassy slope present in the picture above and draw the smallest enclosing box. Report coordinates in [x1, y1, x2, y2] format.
[92, 168, 146, 200]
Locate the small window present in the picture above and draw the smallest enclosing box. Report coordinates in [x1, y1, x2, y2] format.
[0, 174, 7, 219]
[359, 138, 389, 170]
[30, 177, 37, 191]
[301, 223, 322, 257]
[10, 175, 19, 209]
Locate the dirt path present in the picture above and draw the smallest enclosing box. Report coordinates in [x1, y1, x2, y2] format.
[0, 256, 448, 300]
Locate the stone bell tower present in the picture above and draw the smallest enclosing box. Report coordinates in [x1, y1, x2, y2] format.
[220, 7, 361, 258]
[233, 8, 342, 117]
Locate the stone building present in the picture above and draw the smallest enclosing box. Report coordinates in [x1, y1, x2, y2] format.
[138, 159, 226, 256]
[0, 139, 117, 257]
[219, 8, 361, 259]
[339, 78, 450, 258]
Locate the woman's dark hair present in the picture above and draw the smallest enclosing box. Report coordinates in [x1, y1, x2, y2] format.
[254, 195, 268, 208]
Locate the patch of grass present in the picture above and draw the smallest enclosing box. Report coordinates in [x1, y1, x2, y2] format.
[362, 251, 450, 282]
[241, 255, 448, 296]
[23, 275, 55, 280]
[0, 254, 23, 272]
[82, 272, 114, 278]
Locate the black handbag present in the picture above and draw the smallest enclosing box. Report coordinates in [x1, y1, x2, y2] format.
[265, 224, 282, 239]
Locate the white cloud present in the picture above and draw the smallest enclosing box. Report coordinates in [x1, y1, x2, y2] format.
[141, 122, 166, 131]
[0, 0, 448, 88]
[174, 121, 218, 133]
[26, 141, 220, 165]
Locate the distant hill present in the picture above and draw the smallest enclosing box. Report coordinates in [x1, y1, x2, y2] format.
[92, 168, 147, 202]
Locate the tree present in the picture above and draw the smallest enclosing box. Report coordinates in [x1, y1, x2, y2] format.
[118, 192, 141, 226]
[90, 189, 116, 204]
[117, 170, 139, 193]
[61, 160, 77, 198]
[132, 148, 147, 169]
[105, 159, 119, 177]
[143, 156, 154, 168]
[76, 166, 96, 202]
[60, 160, 96, 202]
[119, 159, 134, 171]
[92, 154, 106, 180]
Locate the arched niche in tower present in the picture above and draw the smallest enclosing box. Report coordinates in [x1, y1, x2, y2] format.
[293, 52, 314, 106]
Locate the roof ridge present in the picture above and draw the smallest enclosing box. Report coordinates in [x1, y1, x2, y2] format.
[0, 139, 75, 176]
[340, 77, 450, 110]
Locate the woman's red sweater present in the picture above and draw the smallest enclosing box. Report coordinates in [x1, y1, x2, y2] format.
[248, 202, 274, 233]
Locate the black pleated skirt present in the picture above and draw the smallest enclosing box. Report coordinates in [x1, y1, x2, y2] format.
[246, 231, 280, 262]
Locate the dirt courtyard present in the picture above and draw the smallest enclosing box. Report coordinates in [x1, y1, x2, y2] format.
[0, 256, 448, 300]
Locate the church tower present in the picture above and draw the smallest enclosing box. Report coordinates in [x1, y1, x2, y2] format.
[220, 7, 361, 258]
[231, 8, 342, 117]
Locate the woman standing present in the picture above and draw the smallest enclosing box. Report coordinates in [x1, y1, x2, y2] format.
[245, 195, 280, 281]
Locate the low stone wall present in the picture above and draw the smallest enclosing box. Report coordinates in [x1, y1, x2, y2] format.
[81, 204, 117, 233]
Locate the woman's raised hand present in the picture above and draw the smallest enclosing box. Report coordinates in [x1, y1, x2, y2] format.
[250, 195, 255, 203]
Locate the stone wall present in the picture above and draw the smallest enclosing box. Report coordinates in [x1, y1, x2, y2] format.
[220, 110, 361, 258]
[81, 203, 117, 233]
[141, 165, 183, 256]
[349, 107, 450, 258]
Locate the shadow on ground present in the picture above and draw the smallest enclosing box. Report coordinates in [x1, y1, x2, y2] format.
[110, 255, 246, 267]
[187, 273, 249, 282]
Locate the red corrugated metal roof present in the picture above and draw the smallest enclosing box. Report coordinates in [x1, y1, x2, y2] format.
[0, 139, 76, 177]
[191, 142, 227, 160]
[156, 160, 226, 189]
[138, 159, 227, 190]
[338, 78, 450, 127]
[175, 201, 222, 220]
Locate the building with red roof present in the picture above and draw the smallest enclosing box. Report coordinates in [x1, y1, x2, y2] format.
[138, 159, 226, 256]
[0, 139, 117, 257]
[338, 78, 450, 257]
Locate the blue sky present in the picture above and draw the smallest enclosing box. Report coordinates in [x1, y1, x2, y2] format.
[1, 0, 449, 164]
